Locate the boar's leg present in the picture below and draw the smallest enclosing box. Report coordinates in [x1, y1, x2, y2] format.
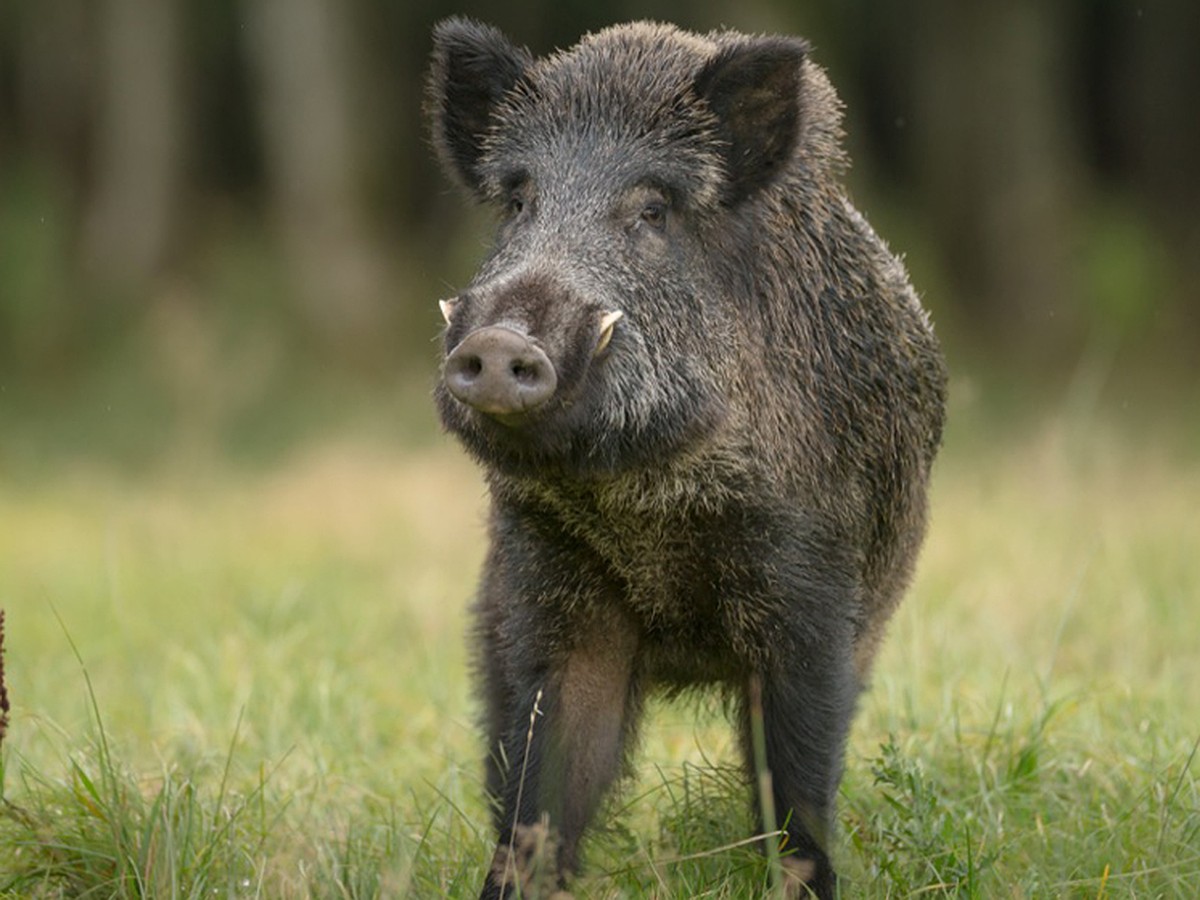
[747, 651, 857, 900]
[475, 571, 640, 899]
[733, 544, 860, 900]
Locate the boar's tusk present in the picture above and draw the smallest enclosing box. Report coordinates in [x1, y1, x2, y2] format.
[595, 309, 624, 354]
[438, 298, 458, 325]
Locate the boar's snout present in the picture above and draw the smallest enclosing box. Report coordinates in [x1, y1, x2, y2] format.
[444, 325, 558, 421]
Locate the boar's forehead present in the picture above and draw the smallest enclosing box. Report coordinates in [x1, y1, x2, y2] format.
[479, 24, 725, 209]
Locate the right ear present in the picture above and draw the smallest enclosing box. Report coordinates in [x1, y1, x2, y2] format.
[426, 18, 532, 196]
[693, 37, 808, 206]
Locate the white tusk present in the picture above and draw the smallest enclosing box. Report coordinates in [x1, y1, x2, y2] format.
[438, 298, 458, 325]
[595, 309, 624, 354]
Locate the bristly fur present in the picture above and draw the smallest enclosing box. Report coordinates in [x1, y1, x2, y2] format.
[426, 19, 947, 900]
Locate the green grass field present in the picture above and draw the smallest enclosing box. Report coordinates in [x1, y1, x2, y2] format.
[1, 392, 1197, 898]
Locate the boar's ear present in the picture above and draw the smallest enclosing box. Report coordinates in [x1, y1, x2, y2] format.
[694, 37, 809, 205]
[427, 18, 532, 195]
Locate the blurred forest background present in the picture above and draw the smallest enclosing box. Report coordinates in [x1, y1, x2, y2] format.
[1, 0, 1197, 469]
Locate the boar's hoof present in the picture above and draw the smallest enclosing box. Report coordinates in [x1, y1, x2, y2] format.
[445, 325, 558, 420]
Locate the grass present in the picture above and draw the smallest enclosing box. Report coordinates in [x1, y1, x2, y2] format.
[1, 390, 1198, 898]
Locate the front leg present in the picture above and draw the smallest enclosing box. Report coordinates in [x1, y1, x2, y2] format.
[474, 519, 641, 899]
[730, 523, 863, 900]
[745, 637, 858, 900]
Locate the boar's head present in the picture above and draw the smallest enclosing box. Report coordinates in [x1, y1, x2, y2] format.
[427, 19, 810, 478]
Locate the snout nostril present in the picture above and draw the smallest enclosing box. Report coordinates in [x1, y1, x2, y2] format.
[510, 360, 539, 383]
[445, 353, 483, 383]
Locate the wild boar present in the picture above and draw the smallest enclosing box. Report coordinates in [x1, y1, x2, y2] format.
[426, 18, 947, 899]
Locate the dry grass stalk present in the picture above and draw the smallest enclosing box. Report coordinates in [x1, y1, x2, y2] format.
[0, 609, 9, 747]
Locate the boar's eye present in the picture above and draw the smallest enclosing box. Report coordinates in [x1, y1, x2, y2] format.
[624, 186, 670, 237]
[640, 201, 667, 229]
[501, 175, 531, 221]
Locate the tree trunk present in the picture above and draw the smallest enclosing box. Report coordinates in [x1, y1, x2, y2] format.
[82, 0, 183, 286]
[10, 0, 94, 182]
[243, 0, 389, 354]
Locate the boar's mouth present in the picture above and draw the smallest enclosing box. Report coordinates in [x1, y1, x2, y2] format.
[441, 304, 627, 426]
[435, 303, 728, 478]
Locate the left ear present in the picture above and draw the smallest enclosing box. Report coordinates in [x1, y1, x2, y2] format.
[693, 37, 809, 205]
[426, 17, 532, 196]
